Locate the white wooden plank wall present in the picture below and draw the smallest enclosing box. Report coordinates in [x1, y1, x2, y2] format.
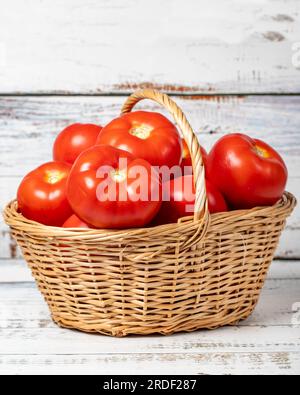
[0, 0, 300, 376]
[0, 0, 299, 94]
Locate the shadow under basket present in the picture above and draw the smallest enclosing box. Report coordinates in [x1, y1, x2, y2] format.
[3, 89, 297, 337]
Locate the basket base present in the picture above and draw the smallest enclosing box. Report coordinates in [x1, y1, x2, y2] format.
[50, 302, 257, 337]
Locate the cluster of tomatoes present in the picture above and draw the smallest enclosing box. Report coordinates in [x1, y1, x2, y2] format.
[17, 110, 288, 229]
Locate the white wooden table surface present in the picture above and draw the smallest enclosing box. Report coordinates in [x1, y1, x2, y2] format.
[1, 0, 300, 375]
[0, 260, 300, 375]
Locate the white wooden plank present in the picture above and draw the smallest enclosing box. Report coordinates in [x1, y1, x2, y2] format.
[1, 352, 300, 375]
[0, 0, 300, 94]
[268, 260, 300, 279]
[0, 95, 299, 258]
[1, 259, 299, 283]
[1, 96, 300, 177]
[0, 259, 33, 282]
[1, 323, 299, 353]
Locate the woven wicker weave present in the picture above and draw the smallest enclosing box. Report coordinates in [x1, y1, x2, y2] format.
[3, 89, 296, 336]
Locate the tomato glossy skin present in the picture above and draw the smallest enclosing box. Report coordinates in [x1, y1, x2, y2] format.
[67, 145, 162, 229]
[154, 175, 228, 225]
[53, 123, 102, 165]
[96, 111, 182, 168]
[180, 138, 208, 176]
[62, 214, 90, 228]
[17, 162, 72, 226]
[206, 134, 288, 209]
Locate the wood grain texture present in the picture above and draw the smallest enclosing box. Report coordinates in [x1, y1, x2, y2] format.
[1, 323, 299, 352]
[0, 0, 300, 94]
[0, 273, 299, 374]
[1, 352, 299, 375]
[0, 95, 299, 258]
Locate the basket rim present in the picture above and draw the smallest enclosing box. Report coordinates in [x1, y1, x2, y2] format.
[3, 192, 296, 240]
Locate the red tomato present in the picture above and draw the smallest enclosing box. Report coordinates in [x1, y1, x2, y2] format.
[17, 162, 72, 226]
[96, 111, 182, 168]
[154, 175, 228, 225]
[180, 138, 208, 176]
[67, 145, 162, 229]
[62, 214, 90, 228]
[206, 133, 288, 209]
[53, 123, 102, 165]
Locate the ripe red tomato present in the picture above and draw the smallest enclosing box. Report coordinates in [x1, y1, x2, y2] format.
[96, 111, 182, 168]
[180, 138, 208, 176]
[53, 123, 102, 165]
[67, 145, 162, 229]
[206, 133, 288, 209]
[62, 214, 90, 228]
[17, 162, 72, 226]
[154, 175, 228, 225]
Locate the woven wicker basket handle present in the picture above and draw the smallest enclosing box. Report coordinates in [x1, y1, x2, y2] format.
[121, 89, 208, 221]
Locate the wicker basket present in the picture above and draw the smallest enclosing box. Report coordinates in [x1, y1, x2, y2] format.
[3, 89, 296, 336]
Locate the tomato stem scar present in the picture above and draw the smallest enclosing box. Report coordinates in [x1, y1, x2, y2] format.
[129, 123, 153, 139]
[45, 170, 65, 184]
[254, 145, 270, 159]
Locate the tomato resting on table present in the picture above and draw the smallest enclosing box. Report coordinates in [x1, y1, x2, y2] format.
[67, 145, 162, 229]
[62, 214, 90, 228]
[17, 162, 72, 226]
[96, 111, 182, 168]
[206, 133, 288, 209]
[53, 123, 102, 165]
[180, 138, 208, 176]
[154, 175, 228, 225]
